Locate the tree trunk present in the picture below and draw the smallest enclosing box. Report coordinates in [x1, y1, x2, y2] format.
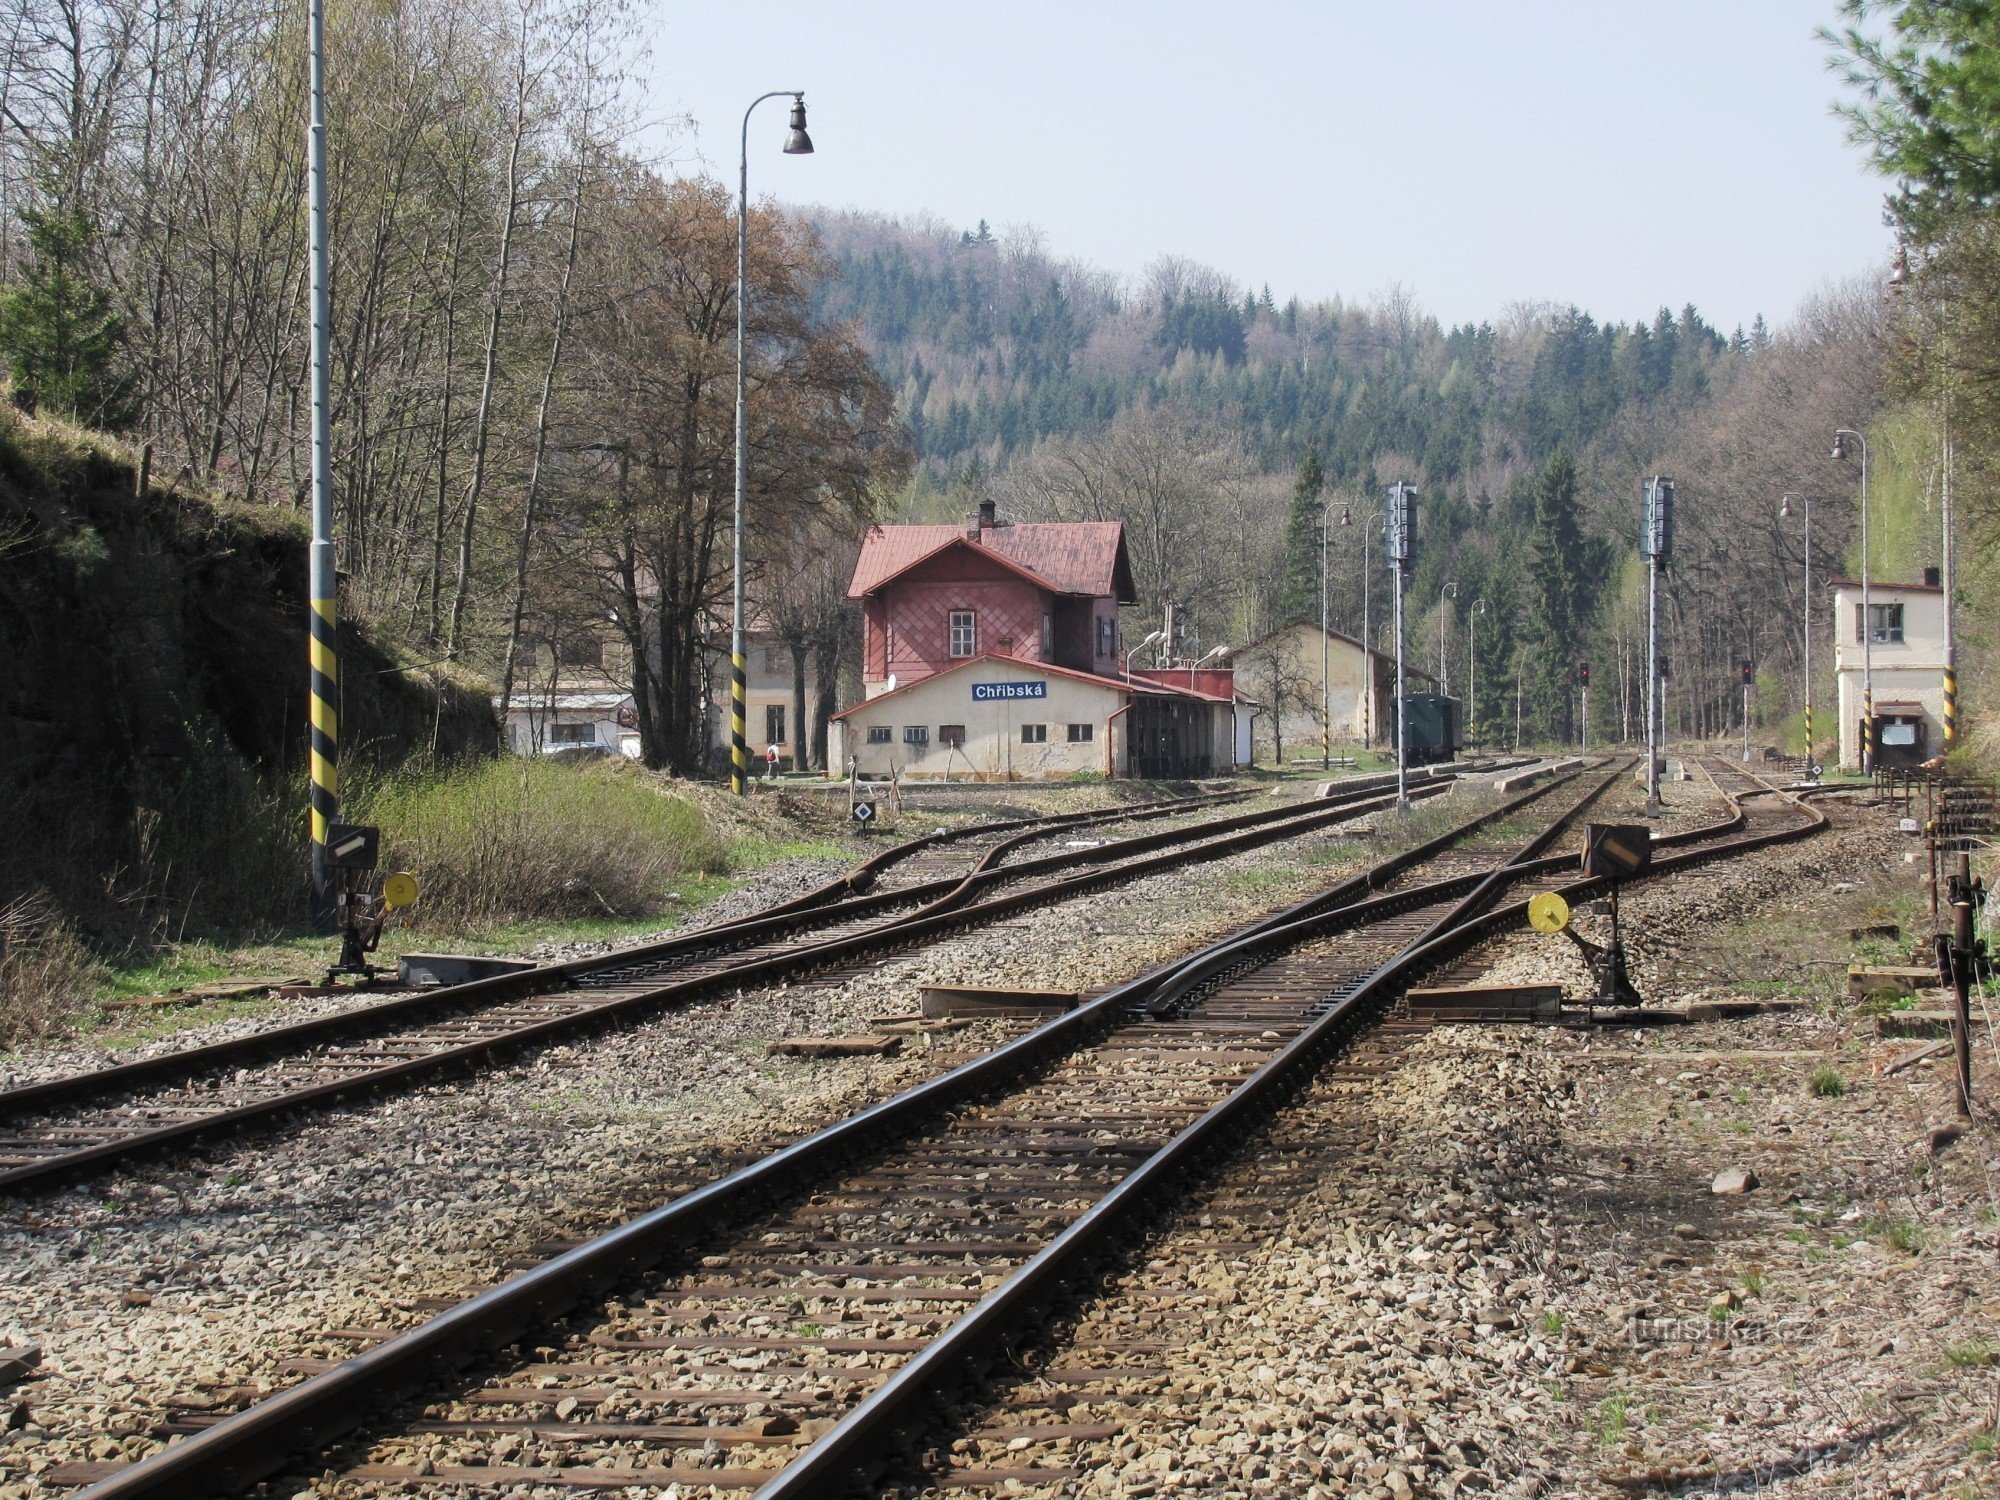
[788, 640, 809, 772]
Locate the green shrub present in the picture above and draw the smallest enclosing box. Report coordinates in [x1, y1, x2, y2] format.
[0, 892, 101, 1046]
[361, 760, 726, 930]
[1807, 1065, 1848, 1098]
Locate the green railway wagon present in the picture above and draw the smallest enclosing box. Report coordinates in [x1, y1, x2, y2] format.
[1387, 692, 1462, 764]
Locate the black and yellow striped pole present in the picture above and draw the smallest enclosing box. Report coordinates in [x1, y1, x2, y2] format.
[307, 0, 339, 925]
[1943, 653, 1956, 755]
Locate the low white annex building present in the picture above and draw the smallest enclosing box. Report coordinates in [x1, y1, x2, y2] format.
[830, 653, 1237, 781]
[1830, 575, 1947, 770]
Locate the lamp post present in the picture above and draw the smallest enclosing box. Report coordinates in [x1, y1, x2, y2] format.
[1641, 476, 1675, 816]
[1780, 493, 1815, 778]
[1320, 500, 1330, 770]
[1469, 598, 1486, 748]
[1438, 581, 1458, 695]
[1125, 629, 1166, 682]
[731, 91, 813, 796]
[1386, 483, 1417, 813]
[1832, 428, 1872, 774]
[1889, 247, 1958, 755]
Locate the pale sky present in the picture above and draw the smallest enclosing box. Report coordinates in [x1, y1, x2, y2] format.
[643, 1, 1891, 333]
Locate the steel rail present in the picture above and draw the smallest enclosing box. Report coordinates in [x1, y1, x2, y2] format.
[0, 778, 1469, 1193]
[754, 763, 1822, 1496]
[0, 789, 1248, 1117]
[62, 763, 1586, 1500]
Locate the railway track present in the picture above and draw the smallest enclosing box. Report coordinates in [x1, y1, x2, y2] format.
[54, 761, 1663, 1499]
[0, 766, 1511, 1194]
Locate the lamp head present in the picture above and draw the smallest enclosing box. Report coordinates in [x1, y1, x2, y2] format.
[1831, 432, 1849, 461]
[1780, 494, 1795, 519]
[1339, 504, 1353, 527]
[784, 96, 814, 154]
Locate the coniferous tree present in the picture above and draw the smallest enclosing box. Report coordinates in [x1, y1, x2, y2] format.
[1276, 446, 1326, 625]
[0, 208, 131, 426]
[1523, 450, 1595, 740]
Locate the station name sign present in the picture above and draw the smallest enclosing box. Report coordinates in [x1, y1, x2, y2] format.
[971, 680, 1047, 701]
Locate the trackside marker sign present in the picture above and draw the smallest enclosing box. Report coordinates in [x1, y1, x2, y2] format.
[972, 681, 1047, 701]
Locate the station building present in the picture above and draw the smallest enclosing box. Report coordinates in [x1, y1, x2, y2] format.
[829, 502, 1238, 779]
[1830, 574, 1948, 770]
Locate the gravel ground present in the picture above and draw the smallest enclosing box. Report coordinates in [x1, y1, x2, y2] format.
[0, 786, 1413, 1498]
[934, 794, 2000, 1498]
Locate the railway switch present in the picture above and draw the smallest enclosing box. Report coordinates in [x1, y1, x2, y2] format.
[320, 821, 421, 985]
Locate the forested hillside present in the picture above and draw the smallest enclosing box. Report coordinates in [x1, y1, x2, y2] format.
[808, 209, 1912, 759]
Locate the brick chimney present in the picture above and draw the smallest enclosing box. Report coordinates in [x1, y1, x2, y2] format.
[966, 496, 999, 540]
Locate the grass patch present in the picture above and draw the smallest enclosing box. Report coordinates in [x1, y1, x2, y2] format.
[1538, 1310, 1565, 1333]
[0, 892, 102, 1047]
[1224, 866, 1295, 894]
[362, 759, 728, 929]
[1591, 1390, 1633, 1445]
[1807, 1065, 1848, 1098]
[1865, 1216, 1927, 1254]
[1946, 1338, 1996, 1369]
[1741, 1268, 1765, 1296]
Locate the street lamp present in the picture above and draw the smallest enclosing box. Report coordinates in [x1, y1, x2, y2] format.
[1319, 499, 1330, 770]
[1641, 476, 1675, 816]
[1438, 581, 1458, 694]
[1780, 493, 1815, 779]
[1831, 428, 1872, 773]
[730, 91, 813, 796]
[1125, 629, 1166, 681]
[1888, 249, 1958, 755]
[1469, 598, 1487, 750]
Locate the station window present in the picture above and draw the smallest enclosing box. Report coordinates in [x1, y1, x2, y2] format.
[1096, 617, 1114, 658]
[903, 726, 930, 746]
[939, 724, 966, 747]
[1021, 723, 1047, 744]
[555, 635, 603, 668]
[764, 705, 786, 745]
[549, 722, 594, 745]
[1858, 602, 1905, 644]
[1067, 723, 1094, 743]
[948, 610, 976, 657]
[866, 725, 892, 744]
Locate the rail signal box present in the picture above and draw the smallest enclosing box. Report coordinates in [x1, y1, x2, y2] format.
[1583, 823, 1651, 881]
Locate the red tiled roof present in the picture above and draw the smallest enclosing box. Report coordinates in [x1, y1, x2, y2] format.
[847, 522, 1136, 601]
[1824, 577, 1942, 593]
[831, 653, 1227, 720]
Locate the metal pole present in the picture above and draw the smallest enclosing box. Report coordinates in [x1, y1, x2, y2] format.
[1361, 524, 1372, 751]
[1394, 553, 1408, 812]
[1942, 413, 1956, 755]
[1645, 551, 1661, 815]
[732, 91, 804, 796]
[1320, 506, 1329, 770]
[1804, 496, 1814, 776]
[1581, 683, 1589, 754]
[306, 0, 339, 930]
[1861, 436, 1873, 773]
[1742, 672, 1751, 763]
[1951, 852, 1974, 1118]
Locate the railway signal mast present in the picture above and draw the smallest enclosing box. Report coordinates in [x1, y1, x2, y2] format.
[1578, 661, 1590, 753]
[1386, 482, 1416, 813]
[1641, 476, 1674, 816]
[306, 0, 338, 927]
